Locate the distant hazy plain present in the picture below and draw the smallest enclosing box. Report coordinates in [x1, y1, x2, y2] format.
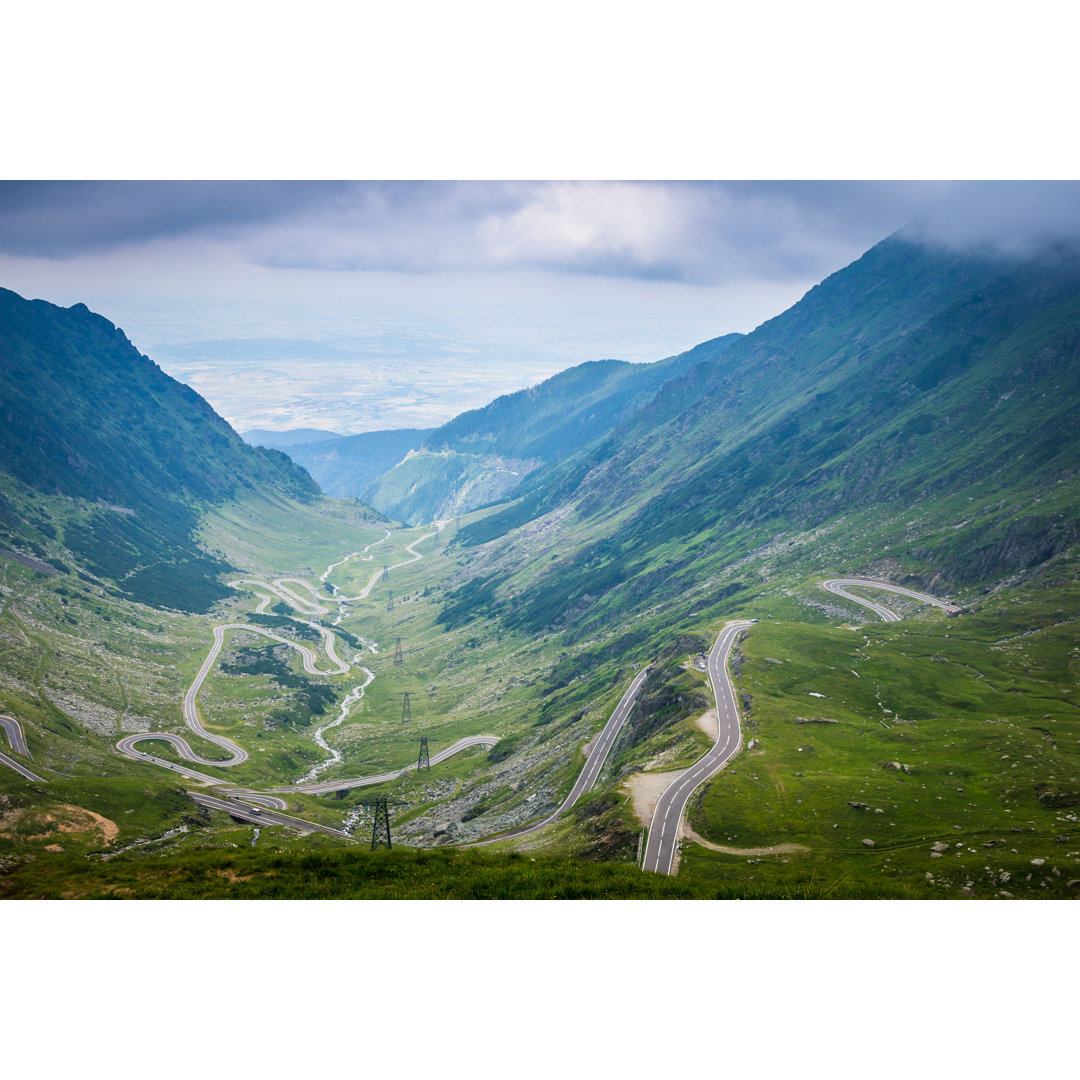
[153, 335, 568, 434]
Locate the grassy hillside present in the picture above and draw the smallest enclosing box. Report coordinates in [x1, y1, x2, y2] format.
[361, 335, 742, 523]
[4, 236, 1080, 900]
[455, 238, 1080, 637]
[0, 287, 320, 612]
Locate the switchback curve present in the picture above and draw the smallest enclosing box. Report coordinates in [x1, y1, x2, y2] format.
[642, 579, 960, 875]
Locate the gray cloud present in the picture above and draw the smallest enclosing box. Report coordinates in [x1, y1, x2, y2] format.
[2, 180, 1077, 285]
[901, 181, 1080, 255]
[0, 181, 349, 256]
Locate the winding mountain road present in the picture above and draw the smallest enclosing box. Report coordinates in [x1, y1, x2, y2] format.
[641, 579, 961, 874]
[464, 665, 650, 847]
[187, 792, 347, 836]
[0, 713, 46, 783]
[114, 526, 500, 836]
[286, 529, 438, 606]
[106, 517, 958, 858]
[822, 578, 960, 621]
[121, 620, 354, 768]
[641, 621, 754, 874]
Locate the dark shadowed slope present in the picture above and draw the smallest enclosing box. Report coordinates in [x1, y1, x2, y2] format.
[0, 287, 319, 611]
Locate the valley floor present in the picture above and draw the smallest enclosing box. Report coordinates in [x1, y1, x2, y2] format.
[3, 492, 1080, 899]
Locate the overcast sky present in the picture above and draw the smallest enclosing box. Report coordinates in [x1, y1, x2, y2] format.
[2, 180, 1077, 433]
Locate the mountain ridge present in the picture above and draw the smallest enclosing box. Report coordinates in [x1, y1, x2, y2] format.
[357, 333, 743, 523]
[0, 286, 322, 611]
[449, 234, 1080, 638]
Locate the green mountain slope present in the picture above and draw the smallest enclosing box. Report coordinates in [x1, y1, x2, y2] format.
[281, 427, 434, 500]
[3, 245, 1079, 898]
[452, 236, 1080, 636]
[362, 335, 742, 524]
[0, 287, 320, 611]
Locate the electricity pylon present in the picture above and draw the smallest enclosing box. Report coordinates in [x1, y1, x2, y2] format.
[394, 637, 404, 665]
[401, 691, 411, 723]
[411, 734, 439, 771]
[357, 794, 406, 850]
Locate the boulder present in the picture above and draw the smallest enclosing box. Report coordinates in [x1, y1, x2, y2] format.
[931, 841, 950, 853]
[848, 801, 870, 810]
[862, 839, 875, 847]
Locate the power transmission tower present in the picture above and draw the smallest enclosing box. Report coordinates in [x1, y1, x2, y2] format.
[382, 563, 389, 582]
[386, 590, 394, 611]
[357, 794, 407, 850]
[401, 691, 411, 723]
[371, 794, 391, 849]
[394, 637, 404, 665]
[410, 734, 440, 771]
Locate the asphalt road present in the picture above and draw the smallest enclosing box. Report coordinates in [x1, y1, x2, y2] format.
[187, 791, 347, 836]
[121, 616, 354, 768]
[119, 729, 498, 801]
[822, 577, 960, 621]
[0, 714, 45, 783]
[0, 750, 45, 783]
[272, 734, 502, 795]
[464, 665, 650, 848]
[1, 713, 31, 756]
[116, 735, 237, 782]
[640, 579, 961, 875]
[641, 621, 754, 875]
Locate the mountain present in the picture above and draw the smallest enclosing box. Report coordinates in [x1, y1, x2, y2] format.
[359, 335, 742, 524]
[3, 234, 1080, 899]
[281, 427, 434, 500]
[449, 235, 1080, 637]
[244, 427, 345, 450]
[0, 287, 320, 611]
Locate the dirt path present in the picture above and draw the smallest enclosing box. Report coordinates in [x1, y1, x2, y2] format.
[680, 820, 809, 857]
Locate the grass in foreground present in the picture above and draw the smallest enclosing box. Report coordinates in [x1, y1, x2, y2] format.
[2, 843, 932, 900]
